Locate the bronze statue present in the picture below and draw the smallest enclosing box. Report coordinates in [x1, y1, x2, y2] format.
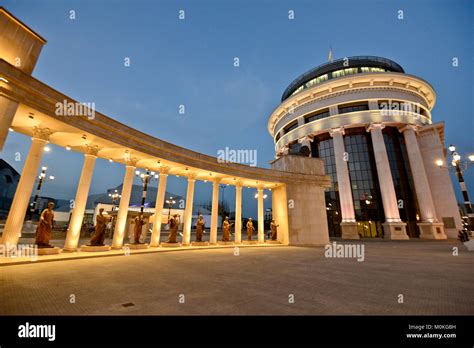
[133, 213, 146, 244]
[246, 218, 255, 241]
[166, 214, 180, 243]
[270, 220, 279, 241]
[34, 202, 55, 248]
[89, 208, 109, 246]
[222, 216, 233, 242]
[195, 215, 205, 242]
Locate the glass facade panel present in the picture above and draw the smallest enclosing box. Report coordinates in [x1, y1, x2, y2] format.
[338, 102, 369, 114]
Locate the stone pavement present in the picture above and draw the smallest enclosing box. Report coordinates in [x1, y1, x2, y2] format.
[0, 239, 472, 315]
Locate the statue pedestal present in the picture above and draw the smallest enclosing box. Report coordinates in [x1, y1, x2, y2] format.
[265, 240, 281, 244]
[191, 241, 209, 246]
[242, 240, 258, 245]
[80, 245, 111, 252]
[161, 242, 182, 248]
[217, 241, 234, 245]
[37, 247, 62, 255]
[124, 243, 149, 250]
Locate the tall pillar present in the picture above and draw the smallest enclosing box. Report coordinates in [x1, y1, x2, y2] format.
[150, 167, 169, 247]
[329, 127, 358, 239]
[1, 127, 52, 246]
[400, 125, 446, 239]
[0, 96, 20, 151]
[182, 174, 196, 245]
[112, 161, 137, 249]
[234, 182, 242, 244]
[63, 145, 99, 251]
[367, 123, 408, 240]
[210, 179, 220, 244]
[257, 186, 265, 243]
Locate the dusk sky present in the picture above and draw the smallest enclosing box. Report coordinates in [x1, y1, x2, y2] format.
[1, 0, 473, 217]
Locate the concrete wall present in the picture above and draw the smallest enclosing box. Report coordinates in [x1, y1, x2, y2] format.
[271, 155, 330, 246]
[418, 123, 463, 238]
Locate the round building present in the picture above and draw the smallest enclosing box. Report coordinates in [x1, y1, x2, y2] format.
[268, 56, 463, 240]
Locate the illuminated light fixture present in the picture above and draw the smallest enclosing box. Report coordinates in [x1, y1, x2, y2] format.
[42, 166, 47, 171]
[109, 159, 113, 163]
[135, 170, 140, 175]
[49, 175, 55, 180]
[82, 134, 87, 140]
[453, 153, 461, 162]
[0, 77, 9, 83]
[435, 159, 443, 166]
[66, 146, 71, 151]
[204, 180, 208, 183]
[263, 194, 268, 199]
[468, 155, 474, 162]
[448, 145, 456, 152]
[154, 174, 159, 179]
[8, 128, 14, 132]
[44, 146, 51, 152]
[176, 175, 180, 177]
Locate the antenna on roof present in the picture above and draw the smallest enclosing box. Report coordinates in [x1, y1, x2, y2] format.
[328, 46, 334, 63]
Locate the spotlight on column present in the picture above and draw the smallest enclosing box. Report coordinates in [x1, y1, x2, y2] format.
[66, 145, 71, 151]
[8, 127, 14, 132]
[435, 159, 443, 167]
[44, 146, 51, 152]
[109, 158, 113, 163]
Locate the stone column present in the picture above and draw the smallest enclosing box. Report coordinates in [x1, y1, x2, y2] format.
[150, 167, 169, 247]
[400, 125, 446, 239]
[367, 123, 408, 239]
[112, 160, 137, 249]
[234, 182, 242, 244]
[63, 145, 99, 251]
[1, 127, 52, 246]
[0, 96, 19, 151]
[329, 127, 358, 239]
[182, 174, 195, 245]
[257, 186, 265, 243]
[210, 179, 220, 244]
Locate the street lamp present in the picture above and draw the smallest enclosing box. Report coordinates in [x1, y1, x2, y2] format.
[166, 196, 176, 221]
[135, 169, 159, 214]
[443, 145, 474, 231]
[28, 166, 55, 220]
[108, 189, 121, 211]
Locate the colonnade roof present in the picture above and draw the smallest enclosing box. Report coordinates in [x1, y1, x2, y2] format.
[0, 59, 330, 189]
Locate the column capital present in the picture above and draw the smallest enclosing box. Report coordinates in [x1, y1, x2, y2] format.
[124, 157, 139, 167]
[329, 127, 345, 137]
[257, 183, 265, 191]
[84, 144, 100, 157]
[298, 135, 314, 143]
[399, 124, 419, 134]
[366, 123, 386, 132]
[32, 126, 53, 141]
[186, 172, 197, 181]
[158, 166, 170, 175]
[234, 179, 243, 188]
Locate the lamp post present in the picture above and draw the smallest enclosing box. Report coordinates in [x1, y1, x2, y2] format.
[439, 145, 474, 232]
[135, 169, 159, 213]
[108, 189, 121, 211]
[28, 166, 55, 220]
[166, 196, 176, 222]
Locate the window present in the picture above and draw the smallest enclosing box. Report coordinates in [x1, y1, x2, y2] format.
[332, 68, 358, 79]
[283, 120, 298, 134]
[305, 109, 330, 123]
[338, 102, 369, 114]
[275, 132, 281, 142]
[361, 67, 386, 73]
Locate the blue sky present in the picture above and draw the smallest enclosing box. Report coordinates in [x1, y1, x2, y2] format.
[2, 0, 473, 217]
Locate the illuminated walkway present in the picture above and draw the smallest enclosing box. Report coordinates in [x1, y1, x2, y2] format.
[0, 240, 472, 315]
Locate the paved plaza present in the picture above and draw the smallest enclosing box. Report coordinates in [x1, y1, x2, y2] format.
[0, 239, 473, 315]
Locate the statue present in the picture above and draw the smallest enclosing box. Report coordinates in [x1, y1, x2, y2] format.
[166, 214, 180, 243]
[222, 216, 233, 242]
[89, 208, 110, 246]
[246, 218, 255, 241]
[34, 202, 55, 248]
[270, 220, 279, 240]
[195, 215, 205, 242]
[133, 213, 146, 244]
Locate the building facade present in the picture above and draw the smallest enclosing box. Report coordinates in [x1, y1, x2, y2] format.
[268, 56, 463, 239]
